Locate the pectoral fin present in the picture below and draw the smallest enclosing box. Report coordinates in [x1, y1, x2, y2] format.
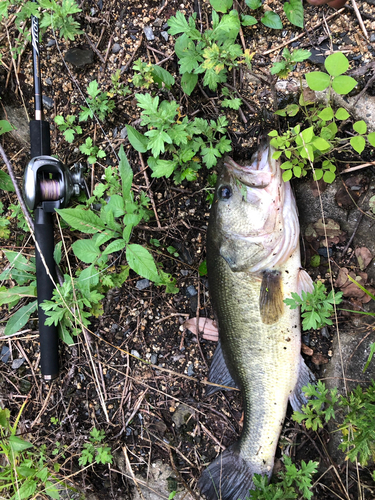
[205, 340, 239, 397]
[289, 357, 316, 411]
[297, 269, 314, 295]
[259, 270, 284, 325]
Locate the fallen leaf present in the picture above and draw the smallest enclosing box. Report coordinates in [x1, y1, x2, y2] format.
[183, 317, 219, 342]
[335, 174, 368, 210]
[355, 247, 373, 271]
[311, 353, 329, 366]
[335, 267, 349, 288]
[314, 218, 342, 238]
[302, 343, 314, 356]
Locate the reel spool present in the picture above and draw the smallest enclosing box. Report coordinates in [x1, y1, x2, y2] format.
[24, 156, 85, 212]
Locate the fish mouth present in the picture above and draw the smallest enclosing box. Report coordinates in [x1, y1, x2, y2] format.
[224, 143, 274, 188]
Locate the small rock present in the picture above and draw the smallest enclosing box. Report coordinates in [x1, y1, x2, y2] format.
[131, 349, 141, 358]
[12, 358, 25, 370]
[136, 278, 150, 290]
[113, 127, 118, 138]
[370, 33, 375, 43]
[90, 7, 97, 15]
[172, 404, 192, 428]
[42, 95, 54, 110]
[112, 43, 121, 54]
[151, 353, 158, 364]
[45, 77, 53, 86]
[120, 127, 128, 139]
[302, 344, 313, 356]
[318, 247, 332, 258]
[110, 323, 119, 333]
[65, 47, 94, 68]
[187, 363, 194, 376]
[321, 327, 330, 339]
[153, 18, 163, 27]
[181, 270, 189, 276]
[160, 31, 169, 42]
[186, 285, 197, 297]
[143, 26, 155, 41]
[1, 346, 10, 363]
[47, 39, 56, 47]
[302, 333, 310, 346]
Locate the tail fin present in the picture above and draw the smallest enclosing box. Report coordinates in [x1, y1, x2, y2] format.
[198, 445, 262, 500]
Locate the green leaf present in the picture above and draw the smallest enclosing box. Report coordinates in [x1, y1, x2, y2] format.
[324, 52, 349, 77]
[103, 238, 127, 255]
[241, 14, 257, 26]
[332, 75, 357, 95]
[335, 107, 350, 120]
[350, 135, 366, 154]
[199, 260, 207, 276]
[72, 239, 101, 263]
[221, 98, 242, 109]
[56, 207, 106, 233]
[4, 300, 38, 336]
[301, 126, 314, 143]
[313, 137, 331, 151]
[0, 285, 36, 306]
[318, 107, 334, 121]
[283, 0, 304, 28]
[9, 434, 34, 452]
[215, 10, 241, 42]
[210, 0, 233, 13]
[353, 120, 367, 135]
[245, 0, 262, 8]
[282, 169, 293, 182]
[291, 49, 311, 62]
[54, 241, 62, 266]
[126, 244, 159, 282]
[151, 65, 175, 88]
[261, 11, 283, 29]
[168, 11, 190, 35]
[148, 158, 177, 179]
[0, 170, 15, 192]
[305, 71, 330, 91]
[181, 72, 199, 95]
[367, 132, 375, 147]
[323, 170, 336, 183]
[125, 125, 148, 153]
[0, 119, 13, 136]
[118, 145, 133, 201]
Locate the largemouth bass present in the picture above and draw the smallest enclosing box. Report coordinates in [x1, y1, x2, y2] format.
[199, 141, 314, 500]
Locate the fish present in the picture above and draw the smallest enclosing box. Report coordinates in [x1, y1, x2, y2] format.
[199, 140, 315, 500]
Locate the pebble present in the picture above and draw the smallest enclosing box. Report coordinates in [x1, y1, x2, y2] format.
[1, 346, 10, 363]
[181, 269, 189, 276]
[153, 18, 163, 27]
[321, 327, 330, 339]
[302, 333, 310, 346]
[112, 43, 121, 54]
[160, 31, 169, 42]
[370, 33, 375, 43]
[65, 47, 94, 68]
[110, 323, 119, 333]
[42, 95, 54, 110]
[186, 285, 197, 297]
[131, 349, 141, 358]
[120, 127, 128, 139]
[12, 358, 25, 369]
[151, 354, 158, 364]
[318, 247, 332, 258]
[47, 39, 56, 47]
[143, 26, 155, 41]
[187, 363, 194, 376]
[136, 278, 150, 290]
[45, 77, 53, 86]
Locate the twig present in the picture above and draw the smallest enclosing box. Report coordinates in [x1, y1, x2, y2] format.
[123, 446, 146, 500]
[0, 144, 34, 230]
[342, 212, 364, 256]
[156, 0, 168, 16]
[103, 35, 113, 66]
[146, 45, 167, 58]
[350, 0, 369, 40]
[155, 312, 190, 324]
[124, 34, 143, 71]
[341, 161, 375, 174]
[263, 8, 345, 55]
[195, 276, 208, 370]
[84, 32, 105, 63]
[138, 152, 161, 228]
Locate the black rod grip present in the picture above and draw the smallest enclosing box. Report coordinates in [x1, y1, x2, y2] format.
[30, 120, 51, 158]
[34, 208, 59, 380]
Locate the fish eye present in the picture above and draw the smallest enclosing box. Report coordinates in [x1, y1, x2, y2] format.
[219, 185, 232, 200]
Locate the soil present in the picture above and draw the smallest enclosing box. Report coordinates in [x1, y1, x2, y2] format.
[1, 0, 375, 499]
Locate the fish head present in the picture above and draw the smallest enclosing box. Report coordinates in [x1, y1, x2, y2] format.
[209, 141, 299, 273]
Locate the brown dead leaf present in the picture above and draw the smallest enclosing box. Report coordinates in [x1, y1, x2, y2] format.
[183, 317, 219, 341]
[355, 247, 373, 271]
[311, 353, 329, 366]
[314, 218, 342, 238]
[310, 178, 327, 197]
[335, 267, 349, 288]
[302, 343, 314, 356]
[335, 174, 368, 210]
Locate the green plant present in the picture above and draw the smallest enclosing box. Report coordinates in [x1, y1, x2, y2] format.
[294, 381, 375, 466]
[269, 53, 375, 183]
[38, 0, 82, 40]
[168, 9, 249, 94]
[0, 404, 63, 499]
[131, 59, 175, 89]
[240, 0, 304, 30]
[78, 428, 113, 466]
[54, 115, 82, 143]
[270, 48, 311, 79]
[108, 69, 131, 97]
[284, 281, 343, 331]
[0, 250, 37, 336]
[220, 87, 242, 109]
[79, 80, 115, 122]
[0, 201, 10, 239]
[126, 94, 231, 183]
[79, 137, 106, 164]
[246, 456, 318, 500]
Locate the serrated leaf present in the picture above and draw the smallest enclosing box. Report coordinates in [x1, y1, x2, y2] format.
[125, 125, 148, 153]
[221, 98, 242, 109]
[305, 71, 330, 91]
[335, 107, 350, 120]
[168, 11, 190, 35]
[353, 120, 367, 135]
[261, 11, 283, 29]
[181, 72, 198, 95]
[283, 0, 304, 28]
[210, 0, 233, 13]
[332, 75, 357, 95]
[291, 49, 311, 62]
[126, 244, 159, 282]
[324, 52, 349, 77]
[350, 135, 366, 154]
[148, 158, 177, 178]
[56, 208, 106, 233]
[4, 300, 38, 336]
[72, 239, 101, 263]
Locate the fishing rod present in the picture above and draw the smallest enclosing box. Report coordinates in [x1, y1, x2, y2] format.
[23, 8, 85, 380]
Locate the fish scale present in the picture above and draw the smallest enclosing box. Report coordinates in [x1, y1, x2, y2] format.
[199, 141, 315, 500]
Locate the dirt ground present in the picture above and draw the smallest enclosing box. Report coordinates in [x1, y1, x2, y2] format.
[1, 0, 375, 498]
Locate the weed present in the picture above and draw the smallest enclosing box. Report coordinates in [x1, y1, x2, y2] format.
[126, 94, 231, 183]
[270, 48, 311, 79]
[0, 201, 10, 240]
[108, 69, 131, 97]
[78, 428, 112, 466]
[220, 87, 243, 109]
[132, 58, 175, 89]
[79, 80, 115, 122]
[54, 115, 82, 143]
[284, 281, 343, 331]
[79, 137, 106, 165]
[269, 52, 375, 183]
[241, 0, 304, 30]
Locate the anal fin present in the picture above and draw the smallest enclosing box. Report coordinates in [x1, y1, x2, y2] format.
[205, 340, 239, 397]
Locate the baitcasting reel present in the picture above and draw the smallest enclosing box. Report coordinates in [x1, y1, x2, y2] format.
[24, 157, 86, 211]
